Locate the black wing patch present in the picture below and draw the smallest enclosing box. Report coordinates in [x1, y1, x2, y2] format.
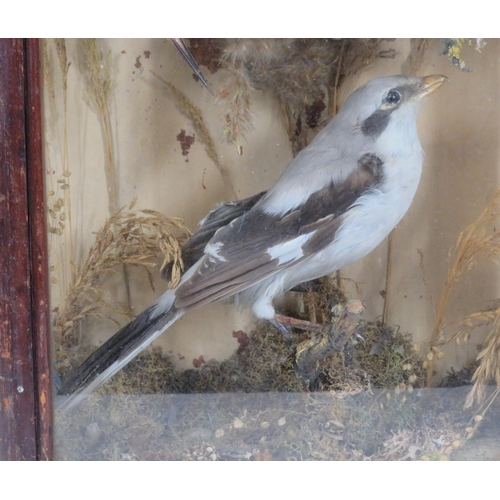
[162, 192, 266, 280]
[175, 154, 384, 309]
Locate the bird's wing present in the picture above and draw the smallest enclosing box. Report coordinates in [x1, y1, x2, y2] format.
[162, 191, 266, 280]
[175, 153, 383, 309]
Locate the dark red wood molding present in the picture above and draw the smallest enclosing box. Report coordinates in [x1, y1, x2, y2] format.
[0, 38, 52, 460]
[25, 38, 53, 461]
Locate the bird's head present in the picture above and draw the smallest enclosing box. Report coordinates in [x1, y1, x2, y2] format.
[335, 74, 449, 140]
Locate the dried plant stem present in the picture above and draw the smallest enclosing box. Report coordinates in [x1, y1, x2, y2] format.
[427, 218, 482, 386]
[150, 70, 237, 199]
[55, 39, 75, 290]
[384, 39, 429, 325]
[329, 39, 346, 116]
[83, 38, 119, 216]
[82, 39, 133, 308]
[42, 39, 77, 303]
[406, 39, 429, 77]
[465, 318, 500, 406]
[381, 233, 393, 324]
[218, 64, 254, 155]
[427, 190, 500, 387]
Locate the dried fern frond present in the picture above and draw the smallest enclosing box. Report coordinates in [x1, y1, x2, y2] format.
[54, 202, 191, 356]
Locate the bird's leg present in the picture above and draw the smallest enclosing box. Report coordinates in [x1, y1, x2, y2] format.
[268, 318, 294, 341]
[270, 313, 328, 340]
[274, 314, 326, 333]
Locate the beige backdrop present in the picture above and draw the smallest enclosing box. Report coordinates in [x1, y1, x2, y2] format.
[43, 39, 499, 382]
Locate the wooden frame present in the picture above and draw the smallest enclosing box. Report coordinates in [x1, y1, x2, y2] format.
[0, 38, 53, 460]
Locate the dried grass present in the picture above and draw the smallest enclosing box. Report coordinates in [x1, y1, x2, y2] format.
[217, 38, 395, 156]
[406, 38, 429, 77]
[150, 70, 237, 199]
[426, 190, 500, 408]
[82, 38, 119, 215]
[54, 200, 191, 365]
[41, 39, 76, 305]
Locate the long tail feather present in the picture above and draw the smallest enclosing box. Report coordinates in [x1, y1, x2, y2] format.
[58, 297, 183, 410]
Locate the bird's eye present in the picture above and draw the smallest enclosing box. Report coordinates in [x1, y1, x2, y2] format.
[385, 90, 401, 105]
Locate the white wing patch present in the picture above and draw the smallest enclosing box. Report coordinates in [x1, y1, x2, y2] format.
[266, 233, 313, 265]
[205, 241, 228, 262]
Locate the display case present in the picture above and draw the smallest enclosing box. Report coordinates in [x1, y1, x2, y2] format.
[3, 38, 500, 460]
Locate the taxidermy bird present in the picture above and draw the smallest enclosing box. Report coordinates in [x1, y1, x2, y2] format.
[58, 74, 448, 408]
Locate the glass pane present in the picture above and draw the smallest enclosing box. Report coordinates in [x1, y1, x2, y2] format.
[43, 38, 500, 460]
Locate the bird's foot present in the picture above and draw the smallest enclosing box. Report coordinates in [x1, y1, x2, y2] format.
[276, 300, 365, 382]
[270, 313, 334, 341]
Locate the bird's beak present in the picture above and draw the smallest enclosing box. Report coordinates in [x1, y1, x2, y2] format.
[416, 74, 449, 100]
